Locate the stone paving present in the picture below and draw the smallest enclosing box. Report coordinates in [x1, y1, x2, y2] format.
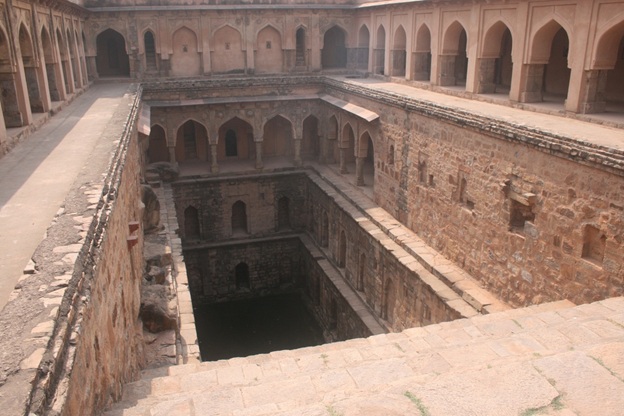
[105, 296, 624, 416]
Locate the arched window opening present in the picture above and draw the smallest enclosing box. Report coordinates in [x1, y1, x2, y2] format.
[440, 22, 468, 88]
[19, 25, 44, 113]
[357, 25, 370, 70]
[41, 28, 61, 101]
[338, 230, 347, 268]
[147, 125, 169, 163]
[414, 25, 432, 81]
[479, 23, 513, 95]
[184, 206, 200, 240]
[96, 29, 130, 76]
[263, 115, 293, 159]
[232, 200, 248, 234]
[375, 26, 386, 75]
[183, 121, 198, 160]
[302, 115, 319, 160]
[144, 31, 157, 71]
[544, 28, 570, 100]
[322, 26, 347, 69]
[235, 262, 250, 289]
[392, 26, 407, 77]
[277, 196, 291, 230]
[225, 129, 238, 156]
[388, 144, 395, 165]
[296, 28, 306, 67]
[218, 117, 254, 162]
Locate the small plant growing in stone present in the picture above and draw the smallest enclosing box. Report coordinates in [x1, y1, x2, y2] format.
[404, 391, 430, 416]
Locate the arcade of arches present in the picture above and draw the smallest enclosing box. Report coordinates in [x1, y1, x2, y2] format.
[1, 1, 624, 415]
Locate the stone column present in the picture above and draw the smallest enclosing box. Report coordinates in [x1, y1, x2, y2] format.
[294, 137, 302, 166]
[339, 147, 348, 174]
[519, 64, 545, 103]
[355, 157, 365, 186]
[255, 141, 263, 170]
[168, 146, 177, 166]
[576, 70, 608, 114]
[210, 143, 219, 173]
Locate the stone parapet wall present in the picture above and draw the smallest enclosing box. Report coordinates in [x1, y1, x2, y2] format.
[24, 85, 146, 415]
[324, 80, 624, 307]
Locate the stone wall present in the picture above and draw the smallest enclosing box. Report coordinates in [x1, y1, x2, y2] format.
[25, 86, 146, 415]
[185, 237, 303, 304]
[325, 80, 624, 307]
[172, 172, 308, 242]
[173, 171, 471, 333]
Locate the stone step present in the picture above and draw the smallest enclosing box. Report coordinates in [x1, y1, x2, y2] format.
[105, 298, 624, 415]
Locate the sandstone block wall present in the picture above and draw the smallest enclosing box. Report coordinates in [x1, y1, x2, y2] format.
[325, 81, 624, 307]
[58, 88, 145, 415]
[172, 173, 308, 241]
[185, 237, 303, 304]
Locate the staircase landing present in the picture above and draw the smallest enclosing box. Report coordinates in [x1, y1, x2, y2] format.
[106, 297, 624, 416]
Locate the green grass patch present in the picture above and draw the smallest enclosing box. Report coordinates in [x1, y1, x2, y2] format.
[404, 391, 431, 416]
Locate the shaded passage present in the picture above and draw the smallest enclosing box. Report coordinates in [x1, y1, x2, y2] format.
[195, 292, 324, 361]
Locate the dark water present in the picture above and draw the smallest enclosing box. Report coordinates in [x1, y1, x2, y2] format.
[194, 293, 325, 361]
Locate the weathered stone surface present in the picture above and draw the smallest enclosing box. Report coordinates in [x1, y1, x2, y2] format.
[146, 162, 179, 182]
[142, 184, 161, 233]
[140, 285, 178, 333]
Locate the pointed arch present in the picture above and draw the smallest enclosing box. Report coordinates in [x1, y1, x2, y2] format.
[341, 122, 356, 165]
[232, 200, 248, 234]
[375, 25, 386, 74]
[440, 21, 468, 87]
[256, 25, 283, 74]
[357, 24, 370, 70]
[184, 206, 200, 240]
[212, 25, 245, 73]
[143, 29, 157, 71]
[295, 26, 307, 68]
[175, 119, 209, 163]
[591, 18, 624, 110]
[302, 115, 320, 161]
[147, 124, 169, 163]
[171, 26, 200, 77]
[358, 131, 374, 188]
[95, 28, 129, 77]
[392, 25, 407, 77]
[263, 114, 293, 158]
[41, 27, 62, 101]
[19, 24, 44, 113]
[478, 21, 513, 94]
[322, 25, 347, 69]
[218, 116, 254, 161]
[528, 19, 571, 64]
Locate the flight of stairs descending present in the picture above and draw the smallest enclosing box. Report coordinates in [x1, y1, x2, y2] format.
[105, 297, 624, 416]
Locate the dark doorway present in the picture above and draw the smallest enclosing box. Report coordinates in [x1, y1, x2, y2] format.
[96, 29, 130, 77]
[322, 26, 347, 69]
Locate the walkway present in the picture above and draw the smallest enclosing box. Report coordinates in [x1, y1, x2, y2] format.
[334, 76, 624, 152]
[0, 82, 132, 310]
[106, 296, 624, 416]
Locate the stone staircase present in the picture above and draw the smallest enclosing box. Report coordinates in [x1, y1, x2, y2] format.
[105, 297, 624, 416]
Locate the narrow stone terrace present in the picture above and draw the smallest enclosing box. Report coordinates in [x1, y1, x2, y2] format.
[105, 297, 624, 416]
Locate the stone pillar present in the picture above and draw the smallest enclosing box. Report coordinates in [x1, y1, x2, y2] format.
[15, 59, 33, 126]
[477, 58, 497, 94]
[210, 143, 219, 173]
[355, 157, 365, 186]
[437, 55, 457, 86]
[576, 70, 608, 114]
[255, 141, 263, 170]
[339, 147, 348, 174]
[294, 137, 302, 166]
[519, 64, 545, 103]
[168, 146, 177, 166]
